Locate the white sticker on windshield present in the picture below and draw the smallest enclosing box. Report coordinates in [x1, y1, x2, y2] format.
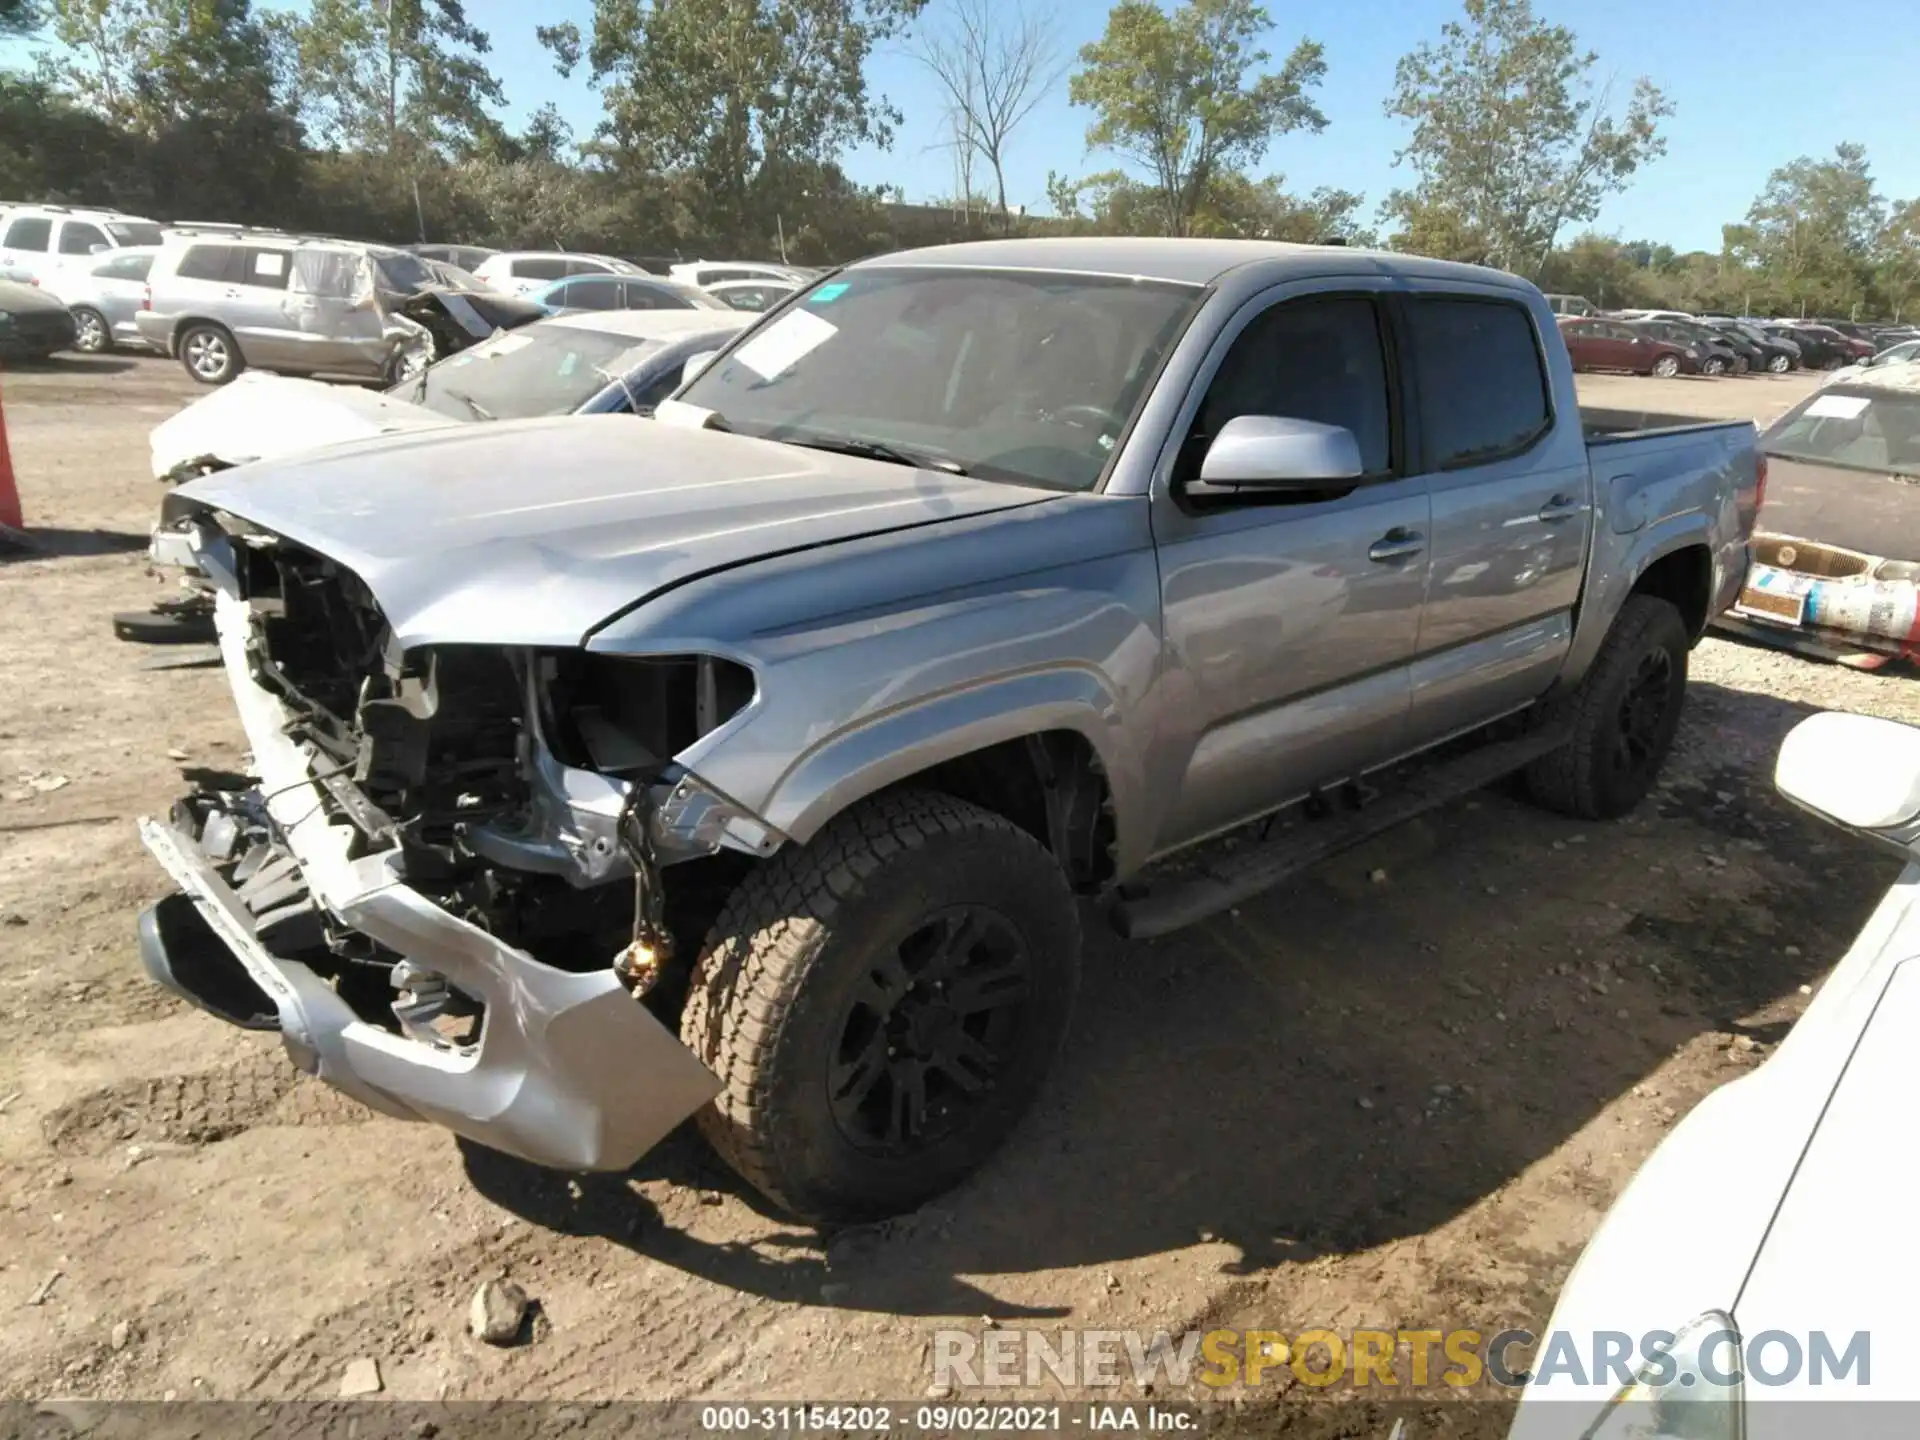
[475, 333, 533, 359]
[1805, 393, 1871, 419]
[730, 308, 836, 381]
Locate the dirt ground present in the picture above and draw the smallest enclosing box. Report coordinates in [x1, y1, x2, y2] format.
[0, 358, 1910, 1423]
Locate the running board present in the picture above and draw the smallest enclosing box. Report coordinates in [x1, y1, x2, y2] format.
[1109, 723, 1574, 941]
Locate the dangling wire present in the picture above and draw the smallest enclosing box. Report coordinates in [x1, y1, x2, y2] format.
[614, 776, 674, 995]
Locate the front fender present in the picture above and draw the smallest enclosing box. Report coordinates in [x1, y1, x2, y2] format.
[759, 666, 1147, 869]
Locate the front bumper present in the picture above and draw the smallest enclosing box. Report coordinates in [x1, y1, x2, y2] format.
[135, 587, 723, 1172]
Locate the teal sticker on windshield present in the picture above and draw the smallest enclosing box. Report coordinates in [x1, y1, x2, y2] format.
[810, 282, 850, 304]
[559, 352, 578, 377]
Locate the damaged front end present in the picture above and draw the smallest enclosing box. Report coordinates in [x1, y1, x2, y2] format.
[137, 517, 783, 1171]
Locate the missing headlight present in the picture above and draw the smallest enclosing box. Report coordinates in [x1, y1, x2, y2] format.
[538, 652, 755, 777]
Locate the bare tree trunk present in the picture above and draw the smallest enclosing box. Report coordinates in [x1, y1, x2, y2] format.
[913, 0, 1063, 242]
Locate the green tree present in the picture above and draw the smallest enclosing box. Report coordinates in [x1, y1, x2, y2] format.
[1, 0, 39, 36]
[1382, 193, 1491, 264]
[276, 0, 504, 159]
[542, 0, 926, 251]
[1735, 144, 1884, 317]
[31, 0, 305, 219]
[1066, 0, 1325, 238]
[1876, 198, 1920, 323]
[1382, 0, 1670, 275]
[42, 0, 282, 131]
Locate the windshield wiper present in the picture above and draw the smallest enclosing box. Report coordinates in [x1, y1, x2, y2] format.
[443, 388, 494, 421]
[778, 434, 968, 475]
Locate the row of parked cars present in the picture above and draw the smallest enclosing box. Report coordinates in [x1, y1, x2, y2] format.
[1551, 297, 1919, 379]
[0, 202, 813, 379]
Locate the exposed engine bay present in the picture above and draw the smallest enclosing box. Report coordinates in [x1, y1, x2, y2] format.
[194, 521, 769, 1037]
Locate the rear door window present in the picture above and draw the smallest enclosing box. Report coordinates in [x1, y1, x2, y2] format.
[96, 253, 154, 281]
[58, 221, 109, 255]
[564, 277, 620, 310]
[235, 248, 292, 289]
[563, 257, 614, 277]
[1404, 298, 1552, 470]
[174, 245, 237, 281]
[3, 216, 52, 252]
[511, 256, 568, 282]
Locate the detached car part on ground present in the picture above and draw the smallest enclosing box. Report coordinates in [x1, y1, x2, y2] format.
[1720, 371, 1920, 668]
[123, 310, 751, 646]
[1510, 711, 1920, 1439]
[136, 240, 1759, 1222]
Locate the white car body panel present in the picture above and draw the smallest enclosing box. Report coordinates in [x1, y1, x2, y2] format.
[1513, 714, 1920, 1435]
[149, 372, 459, 480]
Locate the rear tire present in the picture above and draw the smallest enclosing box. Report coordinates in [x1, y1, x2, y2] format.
[177, 323, 242, 385]
[681, 789, 1081, 1222]
[70, 306, 112, 354]
[1524, 595, 1690, 821]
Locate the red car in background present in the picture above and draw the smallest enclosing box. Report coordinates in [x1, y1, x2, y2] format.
[1557, 315, 1699, 377]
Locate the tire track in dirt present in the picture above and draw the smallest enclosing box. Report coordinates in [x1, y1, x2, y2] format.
[41, 1050, 370, 1155]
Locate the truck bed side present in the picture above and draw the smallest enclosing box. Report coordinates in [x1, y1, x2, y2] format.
[1561, 411, 1761, 685]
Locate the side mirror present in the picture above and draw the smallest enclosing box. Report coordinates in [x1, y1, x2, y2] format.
[1776, 711, 1920, 852]
[1196, 415, 1364, 490]
[89, 243, 108, 255]
[681, 350, 719, 384]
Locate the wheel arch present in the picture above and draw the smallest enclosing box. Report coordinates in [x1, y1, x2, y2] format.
[1630, 542, 1714, 640]
[756, 669, 1136, 887]
[171, 316, 240, 359]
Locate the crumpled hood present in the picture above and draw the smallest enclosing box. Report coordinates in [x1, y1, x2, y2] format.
[151, 372, 460, 480]
[170, 414, 1055, 648]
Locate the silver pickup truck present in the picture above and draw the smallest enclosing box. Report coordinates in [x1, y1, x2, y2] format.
[138, 238, 1760, 1221]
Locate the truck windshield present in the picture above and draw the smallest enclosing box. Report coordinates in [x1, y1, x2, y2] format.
[674, 267, 1204, 491]
[1765, 389, 1920, 477]
[393, 324, 658, 421]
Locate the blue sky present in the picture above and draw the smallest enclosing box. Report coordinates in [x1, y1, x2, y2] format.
[12, 0, 1920, 252]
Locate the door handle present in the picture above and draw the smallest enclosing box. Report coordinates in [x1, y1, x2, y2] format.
[1538, 494, 1585, 522]
[1368, 528, 1425, 563]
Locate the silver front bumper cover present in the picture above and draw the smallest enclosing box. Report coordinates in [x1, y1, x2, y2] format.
[135, 587, 721, 1172]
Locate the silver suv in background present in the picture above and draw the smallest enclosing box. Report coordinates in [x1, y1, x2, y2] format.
[470, 251, 641, 297]
[38, 246, 159, 353]
[136, 232, 456, 384]
[0, 204, 165, 284]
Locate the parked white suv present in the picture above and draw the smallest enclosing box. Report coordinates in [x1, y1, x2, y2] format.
[0, 205, 165, 284]
[470, 251, 639, 296]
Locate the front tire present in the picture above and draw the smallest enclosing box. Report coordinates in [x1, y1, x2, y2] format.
[1703, 356, 1728, 377]
[177, 323, 242, 385]
[1652, 354, 1681, 378]
[70, 306, 112, 354]
[1767, 354, 1792, 373]
[681, 790, 1081, 1222]
[1524, 595, 1690, 821]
